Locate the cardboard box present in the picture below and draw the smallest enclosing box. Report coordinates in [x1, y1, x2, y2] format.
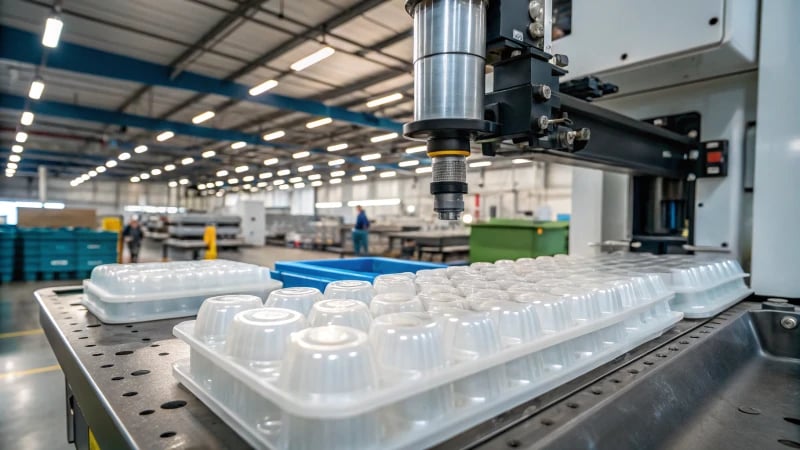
[17, 208, 97, 228]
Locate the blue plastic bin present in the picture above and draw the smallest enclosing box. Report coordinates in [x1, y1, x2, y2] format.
[76, 230, 119, 255]
[273, 257, 445, 290]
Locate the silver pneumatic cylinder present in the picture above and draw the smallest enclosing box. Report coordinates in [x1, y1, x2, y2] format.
[411, 0, 487, 220]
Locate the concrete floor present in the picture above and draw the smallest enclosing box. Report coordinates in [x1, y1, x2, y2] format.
[0, 243, 337, 449]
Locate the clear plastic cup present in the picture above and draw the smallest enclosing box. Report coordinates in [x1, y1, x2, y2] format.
[418, 292, 467, 310]
[505, 282, 551, 300]
[192, 295, 263, 392]
[194, 294, 264, 345]
[225, 308, 307, 371]
[416, 268, 448, 278]
[265, 287, 323, 316]
[440, 310, 507, 406]
[369, 293, 424, 317]
[514, 292, 572, 332]
[279, 326, 379, 449]
[370, 313, 452, 428]
[472, 300, 544, 386]
[324, 280, 374, 305]
[417, 283, 460, 296]
[308, 299, 372, 332]
[466, 289, 511, 310]
[549, 286, 601, 326]
[224, 308, 306, 434]
[458, 279, 501, 297]
[374, 274, 417, 296]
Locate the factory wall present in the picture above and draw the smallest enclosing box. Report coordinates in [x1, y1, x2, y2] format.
[0, 174, 212, 220]
[313, 162, 573, 225]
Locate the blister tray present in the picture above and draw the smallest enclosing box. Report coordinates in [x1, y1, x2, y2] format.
[82, 260, 282, 323]
[172, 258, 683, 450]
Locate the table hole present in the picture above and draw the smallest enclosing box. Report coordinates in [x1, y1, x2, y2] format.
[591, 387, 603, 395]
[160, 431, 177, 438]
[656, 353, 668, 358]
[643, 360, 654, 365]
[125, 325, 133, 328]
[160, 400, 187, 410]
[78, 337, 88, 340]
[122, 391, 138, 397]
[628, 369, 639, 374]
[115, 350, 134, 356]
[141, 338, 151, 342]
[87, 324, 101, 328]
[158, 353, 169, 356]
[101, 364, 114, 368]
[85, 344, 96, 348]
[541, 418, 554, 426]
[111, 376, 124, 381]
[92, 353, 104, 357]
[139, 409, 155, 416]
[566, 402, 579, 409]
[131, 370, 150, 376]
[150, 344, 160, 347]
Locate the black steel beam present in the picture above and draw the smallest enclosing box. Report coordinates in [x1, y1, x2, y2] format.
[528, 95, 696, 178]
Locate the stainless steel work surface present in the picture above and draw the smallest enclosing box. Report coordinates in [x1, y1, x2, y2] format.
[37, 284, 795, 450]
[36, 286, 247, 449]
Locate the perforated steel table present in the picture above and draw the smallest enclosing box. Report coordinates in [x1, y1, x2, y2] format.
[38, 286, 790, 450]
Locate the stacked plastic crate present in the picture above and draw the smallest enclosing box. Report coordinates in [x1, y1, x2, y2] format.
[18, 228, 77, 280]
[75, 230, 119, 279]
[0, 225, 16, 282]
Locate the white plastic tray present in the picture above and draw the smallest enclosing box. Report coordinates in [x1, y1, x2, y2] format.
[82, 260, 282, 323]
[174, 310, 681, 450]
[172, 279, 680, 450]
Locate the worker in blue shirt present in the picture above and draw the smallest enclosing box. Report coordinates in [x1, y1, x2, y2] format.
[352, 205, 370, 255]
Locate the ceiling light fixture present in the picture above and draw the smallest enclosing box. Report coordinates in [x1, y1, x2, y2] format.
[134, 145, 148, 154]
[191, 111, 215, 124]
[248, 79, 278, 96]
[398, 160, 420, 167]
[361, 153, 381, 161]
[182, 157, 194, 165]
[156, 131, 174, 142]
[20, 111, 34, 126]
[263, 158, 279, 166]
[366, 92, 403, 108]
[263, 130, 285, 141]
[327, 143, 348, 152]
[305, 117, 332, 129]
[370, 132, 398, 143]
[164, 164, 176, 171]
[28, 79, 45, 100]
[42, 15, 64, 48]
[405, 145, 427, 154]
[290, 47, 335, 72]
[231, 141, 247, 150]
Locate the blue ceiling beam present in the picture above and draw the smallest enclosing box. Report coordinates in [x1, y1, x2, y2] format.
[0, 95, 411, 173]
[0, 26, 403, 133]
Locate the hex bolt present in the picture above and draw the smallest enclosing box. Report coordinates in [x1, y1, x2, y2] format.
[533, 84, 552, 100]
[528, 22, 544, 38]
[537, 115, 549, 130]
[528, 1, 543, 20]
[575, 128, 591, 141]
[554, 54, 569, 68]
[565, 130, 577, 145]
[780, 316, 798, 330]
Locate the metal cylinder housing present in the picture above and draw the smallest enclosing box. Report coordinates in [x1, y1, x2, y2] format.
[412, 0, 487, 121]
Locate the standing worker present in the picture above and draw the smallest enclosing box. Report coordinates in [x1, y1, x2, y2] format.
[122, 217, 144, 263]
[352, 205, 370, 255]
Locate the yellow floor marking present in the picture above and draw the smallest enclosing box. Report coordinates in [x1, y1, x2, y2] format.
[0, 364, 61, 379]
[0, 328, 44, 339]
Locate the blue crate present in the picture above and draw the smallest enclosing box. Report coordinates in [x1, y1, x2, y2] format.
[18, 228, 77, 256]
[76, 253, 118, 270]
[76, 230, 119, 254]
[274, 257, 446, 290]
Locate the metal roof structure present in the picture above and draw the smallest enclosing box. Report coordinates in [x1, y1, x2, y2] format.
[0, 0, 425, 191]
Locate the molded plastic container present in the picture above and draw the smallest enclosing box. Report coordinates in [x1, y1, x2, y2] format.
[82, 260, 282, 323]
[172, 262, 681, 449]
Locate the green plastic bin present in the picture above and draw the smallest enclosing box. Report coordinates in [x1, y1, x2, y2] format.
[468, 219, 569, 262]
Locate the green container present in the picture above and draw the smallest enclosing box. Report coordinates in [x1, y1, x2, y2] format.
[468, 219, 569, 262]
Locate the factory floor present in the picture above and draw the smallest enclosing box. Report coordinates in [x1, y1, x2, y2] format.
[0, 243, 337, 449]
